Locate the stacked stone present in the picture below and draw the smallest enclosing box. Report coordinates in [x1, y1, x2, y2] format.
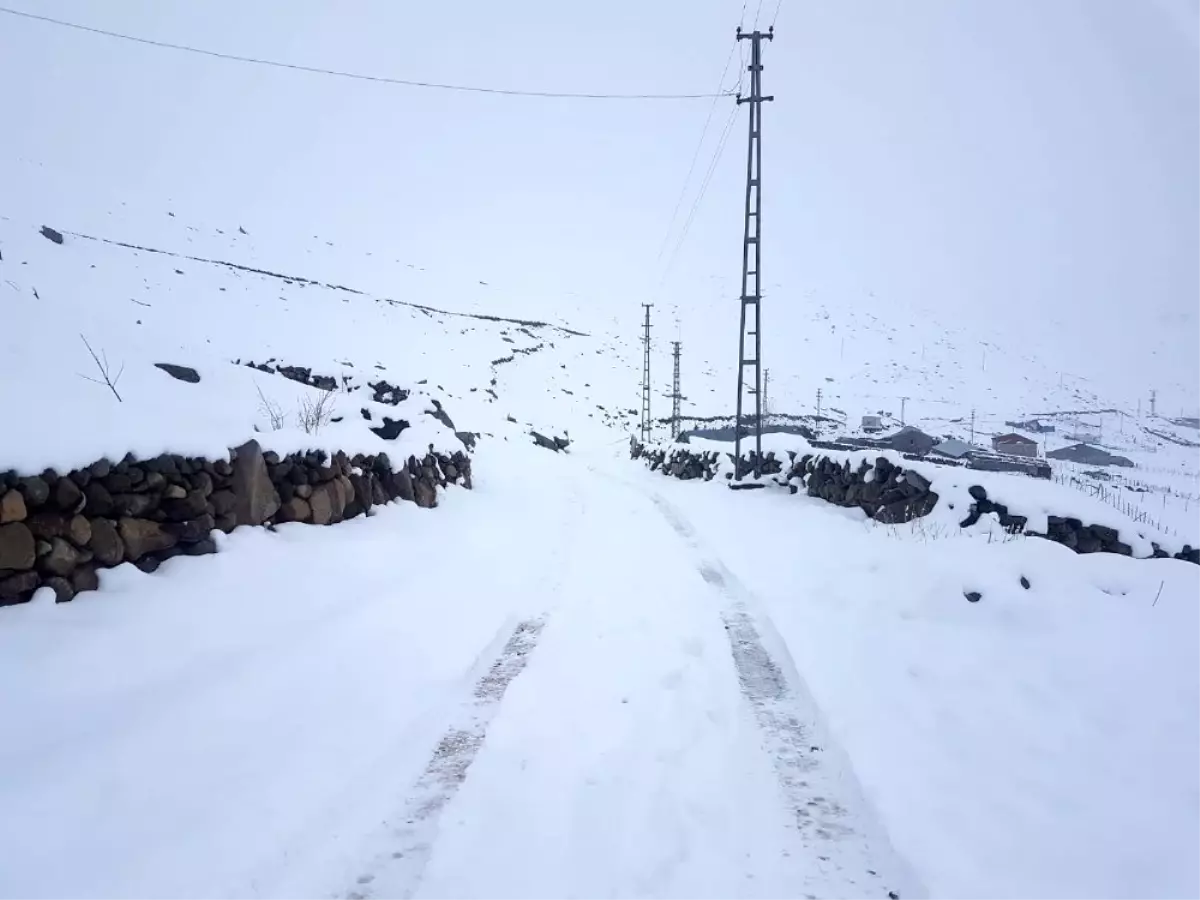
[0, 440, 473, 606]
[628, 441, 1199, 564]
[788, 454, 939, 524]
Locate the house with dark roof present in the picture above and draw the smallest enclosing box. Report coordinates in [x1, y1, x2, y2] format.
[991, 432, 1038, 458]
[931, 438, 981, 459]
[1046, 443, 1134, 468]
[882, 426, 937, 456]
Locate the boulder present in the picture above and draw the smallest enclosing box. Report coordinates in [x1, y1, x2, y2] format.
[414, 478, 437, 509]
[182, 537, 218, 557]
[138, 471, 167, 493]
[209, 490, 237, 516]
[350, 474, 372, 514]
[154, 362, 201, 383]
[53, 477, 84, 512]
[967, 485, 988, 502]
[189, 471, 214, 497]
[0, 522, 35, 570]
[163, 489, 208, 521]
[88, 518, 125, 566]
[118, 518, 177, 561]
[167, 513, 215, 544]
[231, 440, 280, 526]
[112, 493, 156, 517]
[105, 472, 134, 494]
[72, 565, 100, 594]
[26, 512, 91, 546]
[84, 482, 115, 516]
[308, 484, 335, 525]
[277, 497, 312, 524]
[370, 417, 409, 440]
[1076, 529, 1102, 554]
[902, 469, 931, 494]
[428, 399, 455, 430]
[0, 489, 27, 524]
[40, 538, 81, 577]
[393, 468, 415, 504]
[18, 476, 50, 507]
[0, 569, 40, 602]
[44, 576, 75, 603]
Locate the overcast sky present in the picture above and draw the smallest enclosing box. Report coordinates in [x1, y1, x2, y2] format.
[2, 0, 1196, 410]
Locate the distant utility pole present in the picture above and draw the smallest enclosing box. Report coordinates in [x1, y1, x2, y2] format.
[732, 24, 774, 480]
[640, 303, 653, 442]
[1150, 389, 1157, 418]
[900, 396, 909, 427]
[970, 408, 976, 444]
[762, 368, 771, 420]
[670, 340, 682, 439]
[816, 386, 823, 419]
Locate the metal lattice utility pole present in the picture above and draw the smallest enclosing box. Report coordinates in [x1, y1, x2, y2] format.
[733, 25, 774, 480]
[816, 386, 822, 419]
[762, 368, 771, 420]
[640, 304, 653, 442]
[900, 396, 909, 427]
[670, 340, 682, 439]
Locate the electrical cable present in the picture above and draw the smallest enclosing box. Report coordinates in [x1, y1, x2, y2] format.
[658, 102, 740, 283]
[653, 45, 739, 264]
[0, 6, 734, 101]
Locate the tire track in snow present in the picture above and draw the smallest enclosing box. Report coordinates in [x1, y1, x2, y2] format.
[649, 489, 919, 900]
[341, 617, 547, 900]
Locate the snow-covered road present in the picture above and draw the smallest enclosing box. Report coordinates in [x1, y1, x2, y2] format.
[351, 458, 912, 899]
[0, 445, 913, 899]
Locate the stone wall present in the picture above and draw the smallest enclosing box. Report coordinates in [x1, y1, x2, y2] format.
[0, 440, 472, 606]
[630, 441, 1199, 564]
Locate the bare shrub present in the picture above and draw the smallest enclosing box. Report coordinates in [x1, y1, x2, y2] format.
[256, 384, 286, 431]
[77, 334, 124, 402]
[298, 388, 337, 434]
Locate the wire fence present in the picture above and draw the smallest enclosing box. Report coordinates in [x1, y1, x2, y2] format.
[1051, 461, 1198, 537]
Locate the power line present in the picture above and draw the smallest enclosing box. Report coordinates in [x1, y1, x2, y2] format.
[654, 45, 740, 264]
[772, 0, 792, 29]
[0, 5, 733, 101]
[659, 102, 740, 282]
